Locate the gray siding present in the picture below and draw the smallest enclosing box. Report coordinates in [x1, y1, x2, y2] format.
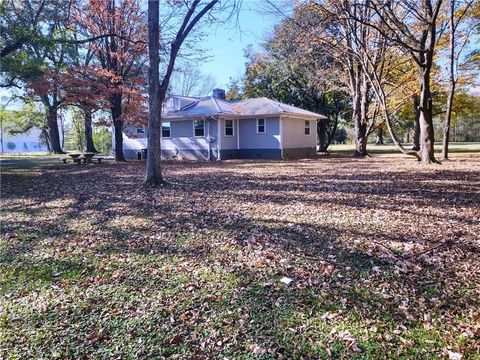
[238, 117, 280, 149]
[219, 119, 238, 150]
[159, 120, 206, 151]
[282, 118, 317, 149]
[121, 119, 218, 160]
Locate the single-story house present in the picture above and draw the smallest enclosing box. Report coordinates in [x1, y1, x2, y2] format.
[115, 89, 327, 160]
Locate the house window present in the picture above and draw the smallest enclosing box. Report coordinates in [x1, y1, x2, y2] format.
[162, 122, 171, 138]
[304, 120, 311, 135]
[136, 127, 145, 134]
[225, 119, 234, 136]
[194, 120, 205, 137]
[257, 118, 266, 134]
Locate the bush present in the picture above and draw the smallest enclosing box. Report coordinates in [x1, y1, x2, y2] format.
[93, 128, 112, 154]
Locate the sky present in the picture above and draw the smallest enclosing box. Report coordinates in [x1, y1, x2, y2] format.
[1, 2, 282, 108]
[196, 2, 282, 90]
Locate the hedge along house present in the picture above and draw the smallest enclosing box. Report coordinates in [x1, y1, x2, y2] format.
[116, 89, 327, 160]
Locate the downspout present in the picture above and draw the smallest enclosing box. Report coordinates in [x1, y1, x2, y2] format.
[0, 114, 3, 154]
[279, 116, 284, 160]
[236, 119, 240, 152]
[217, 117, 221, 160]
[206, 116, 211, 161]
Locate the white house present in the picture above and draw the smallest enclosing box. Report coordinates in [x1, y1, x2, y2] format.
[0, 127, 51, 154]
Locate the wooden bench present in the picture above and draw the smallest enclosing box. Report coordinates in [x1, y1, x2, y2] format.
[62, 156, 105, 164]
[62, 157, 84, 164]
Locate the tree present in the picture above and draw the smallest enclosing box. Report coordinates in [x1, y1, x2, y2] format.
[1, 1, 76, 153]
[266, 1, 387, 157]
[236, 10, 352, 153]
[1, 1, 132, 154]
[0, 100, 50, 151]
[92, 127, 112, 154]
[146, 0, 237, 185]
[64, 110, 86, 151]
[72, 0, 148, 161]
[225, 78, 243, 101]
[348, 0, 445, 164]
[170, 67, 216, 97]
[238, 46, 350, 152]
[0, 0, 51, 59]
[441, 0, 475, 160]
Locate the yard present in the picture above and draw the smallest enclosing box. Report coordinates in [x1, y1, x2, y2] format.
[1, 154, 479, 359]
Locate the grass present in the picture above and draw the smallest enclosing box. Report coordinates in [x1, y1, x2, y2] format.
[1, 151, 479, 359]
[328, 141, 480, 154]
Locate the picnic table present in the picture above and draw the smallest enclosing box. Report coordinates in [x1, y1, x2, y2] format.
[62, 153, 104, 164]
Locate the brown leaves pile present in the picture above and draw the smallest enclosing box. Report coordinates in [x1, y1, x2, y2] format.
[1, 154, 479, 358]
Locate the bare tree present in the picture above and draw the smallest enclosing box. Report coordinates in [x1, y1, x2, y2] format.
[442, 0, 475, 160]
[146, 0, 238, 185]
[265, 1, 382, 157]
[348, 0, 445, 164]
[170, 67, 216, 97]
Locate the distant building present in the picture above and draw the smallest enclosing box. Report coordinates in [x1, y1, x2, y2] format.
[116, 89, 327, 160]
[0, 127, 52, 154]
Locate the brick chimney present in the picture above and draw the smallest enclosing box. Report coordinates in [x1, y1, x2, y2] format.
[212, 88, 226, 100]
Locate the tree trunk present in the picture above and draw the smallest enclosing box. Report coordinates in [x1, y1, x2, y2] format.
[442, 82, 455, 161]
[41, 129, 51, 152]
[318, 119, 327, 152]
[352, 91, 368, 157]
[375, 127, 384, 145]
[417, 68, 438, 164]
[145, 0, 219, 184]
[47, 105, 64, 154]
[412, 94, 421, 151]
[354, 74, 370, 157]
[112, 94, 125, 161]
[84, 109, 98, 153]
[145, 0, 163, 185]
[442, 0, 456, 161]
[325, 115, 339, 150]
[355, 121, 368, 157]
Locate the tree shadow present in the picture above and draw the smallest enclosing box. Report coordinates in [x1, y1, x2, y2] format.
[1, 157, 479, 357]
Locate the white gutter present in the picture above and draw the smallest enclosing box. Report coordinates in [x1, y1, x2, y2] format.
[279, 116, 284, 160]
[217, 117, 221, 160]
[206, 116, 211, 161]
[236, 119, 240, 150]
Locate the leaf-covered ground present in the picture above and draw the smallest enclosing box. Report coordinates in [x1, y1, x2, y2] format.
[1, 154, 479, 359]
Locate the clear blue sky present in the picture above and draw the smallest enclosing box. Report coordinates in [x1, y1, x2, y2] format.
[197, 2, 282, 89]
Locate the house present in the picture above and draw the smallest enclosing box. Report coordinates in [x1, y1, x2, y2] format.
[116, 89, 327, 160]
[0, 126, 52, 154]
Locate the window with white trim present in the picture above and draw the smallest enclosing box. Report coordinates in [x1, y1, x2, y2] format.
[194, 120, 205, 137]
[304, 120, 311, 135]
[225, 119, 234, 136]
[257, 118, 266, 134]
[162, 122, 171, 138]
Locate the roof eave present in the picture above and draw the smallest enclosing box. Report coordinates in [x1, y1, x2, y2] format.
[164, 112, 328, 120]
[280, 113, 328, 120]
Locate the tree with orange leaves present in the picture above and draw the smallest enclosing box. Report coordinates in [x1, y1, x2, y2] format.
[71, 0, 148, 161]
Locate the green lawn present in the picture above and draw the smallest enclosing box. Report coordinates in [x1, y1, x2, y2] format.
[1, 154, 479, 359]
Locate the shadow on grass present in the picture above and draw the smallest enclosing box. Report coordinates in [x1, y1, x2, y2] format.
[1, 157, 479, 357]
